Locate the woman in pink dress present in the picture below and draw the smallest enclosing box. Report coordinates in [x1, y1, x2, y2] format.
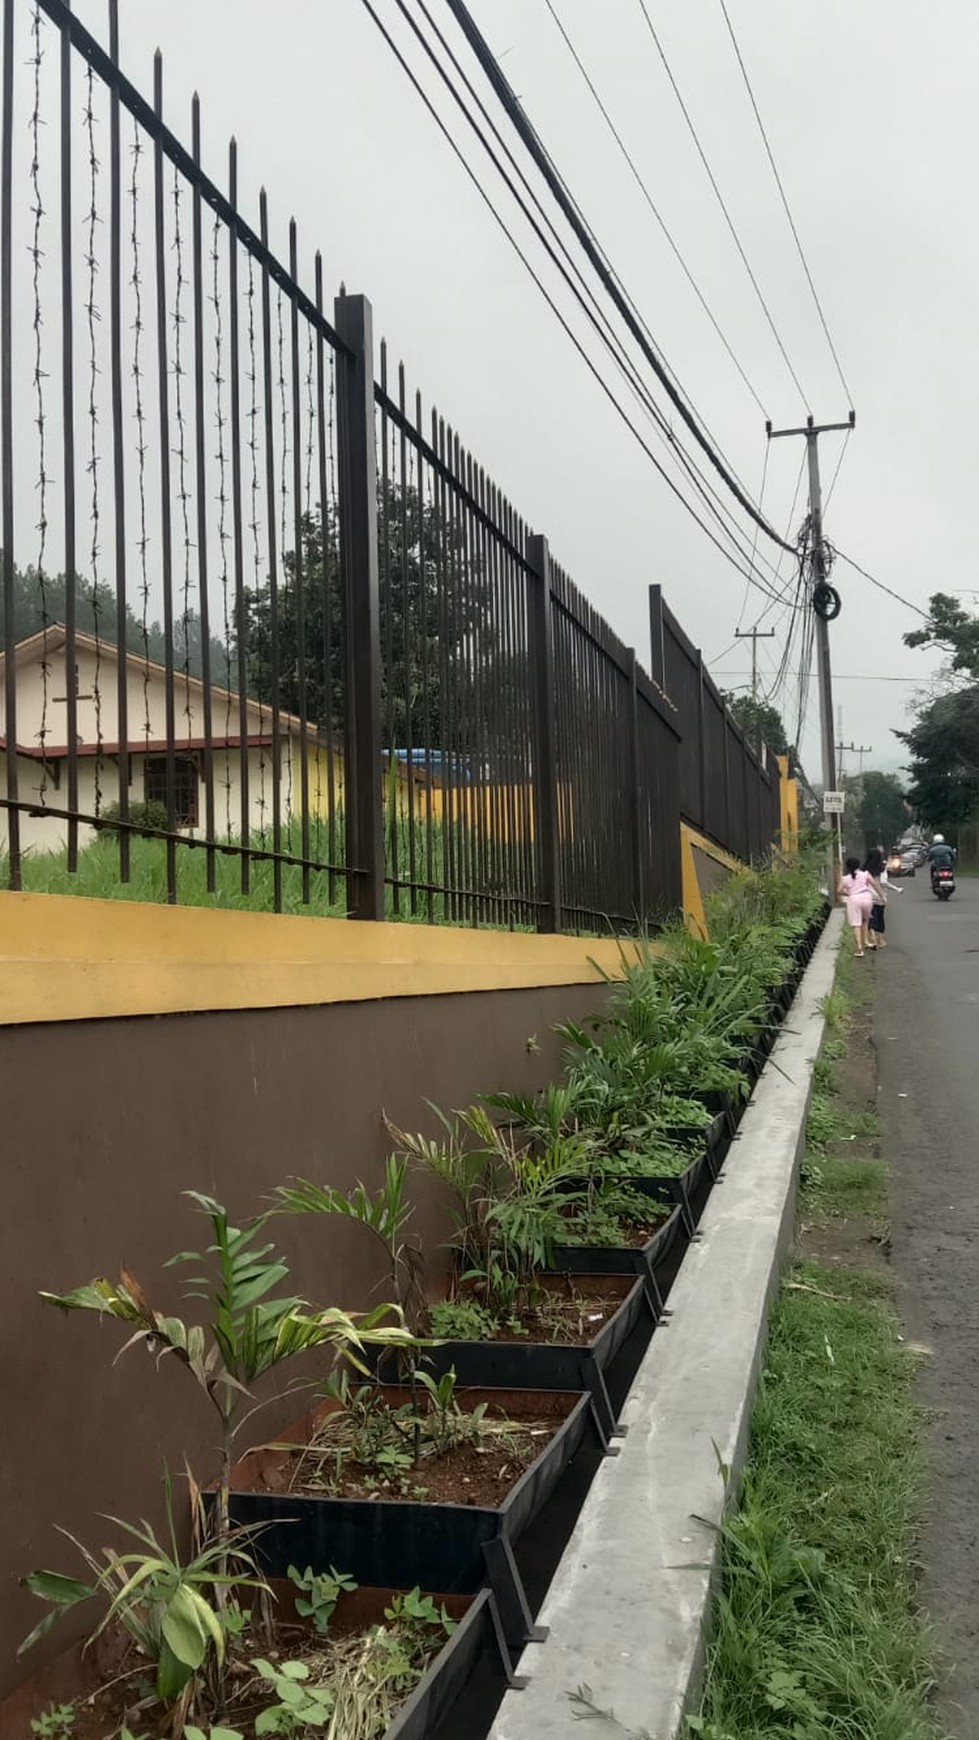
[837, 855, 884, 958]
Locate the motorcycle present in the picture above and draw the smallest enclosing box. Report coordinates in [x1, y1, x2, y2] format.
[931, 864, 956, 901]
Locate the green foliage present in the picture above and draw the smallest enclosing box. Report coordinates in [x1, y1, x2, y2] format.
[428, 1297, 497, 1341]
[723, 693, 789, 755]
[29, 1705, 76, 1739]
[41, 1193, 414, 1550]
[276, 1156, 427, 1336]
[252, 1658, 335, 1735]
[19, 1476, 266, 1703]
[844, 769, 910, 852]
[898, 686, 979, 830]
[286, 1564, 357, 1635]
[97, 798, 170, 836]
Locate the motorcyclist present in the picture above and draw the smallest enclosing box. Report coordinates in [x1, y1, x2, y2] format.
[928, 833, 956, 872]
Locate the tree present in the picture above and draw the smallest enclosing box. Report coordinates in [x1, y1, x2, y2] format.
[844, 769, 910, 850]
[2, 557, 227, 683]
[904, 591, 979, 678]
[902, 591, 979, 830]
[241, 486, 527, 772]
[723, 694, 789, 755]
[897, 688, 979, 830]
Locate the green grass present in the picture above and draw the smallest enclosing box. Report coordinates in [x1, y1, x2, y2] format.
[689, 954, 944, 1740]
[0, 825, 540, 929]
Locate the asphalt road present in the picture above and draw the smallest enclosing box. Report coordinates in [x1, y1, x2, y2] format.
[877, 868, 979, 1735]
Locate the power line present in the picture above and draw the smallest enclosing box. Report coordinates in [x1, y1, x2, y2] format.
[633, 0, 810, 412]
[409, 0, 754, 523]
[390, 0, 796, 602]
[823, 426, 851, 510]
[833, 550, 929, 618]
[356, 0, 792, 603]
[717, 0, 854, 408]
[736, 443, 769, 630]
[541, 0, 769, 421]
[713, 668, 925, 683]
[439, 0, 799, 556]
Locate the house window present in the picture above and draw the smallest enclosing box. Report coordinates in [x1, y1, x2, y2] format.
[144, 755, 199, 827]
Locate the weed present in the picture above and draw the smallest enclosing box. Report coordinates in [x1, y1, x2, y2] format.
[29, 1706, 76, 1740]
[286, 1565, 357, 1636]
[428, 1298, 497, 1341]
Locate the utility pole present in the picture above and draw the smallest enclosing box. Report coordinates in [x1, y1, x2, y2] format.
[767, 410, 855, 885]
[734, 626, 776, 699]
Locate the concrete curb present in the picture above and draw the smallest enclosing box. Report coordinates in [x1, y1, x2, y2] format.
[490, 910, 844, 1740]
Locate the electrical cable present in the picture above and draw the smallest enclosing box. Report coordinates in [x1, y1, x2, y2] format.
[633, 0, 810, 412]
[833, 550, 928, 619]
[409, 0, 745, 502]
[823, 427, 850, 511]
[403, 0, 795, 593]
[716, 0, 853, 409]
[356, 0, 793, 602]
[736, 443, 769, 631]
[541, 0, 769, 422]
[439, 0, 800, 556]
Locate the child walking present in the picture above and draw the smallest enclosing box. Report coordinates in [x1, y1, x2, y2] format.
[863, 846, 898, 949]
[838, 855, 884, 958]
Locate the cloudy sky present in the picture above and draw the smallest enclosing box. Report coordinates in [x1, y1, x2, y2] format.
[31, 0, 967, 777]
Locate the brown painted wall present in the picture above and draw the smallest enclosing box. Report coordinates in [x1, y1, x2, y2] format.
[1, 980, 606, 1699]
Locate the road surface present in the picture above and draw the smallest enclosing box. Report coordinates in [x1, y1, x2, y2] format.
[878, 868, 979, 1735]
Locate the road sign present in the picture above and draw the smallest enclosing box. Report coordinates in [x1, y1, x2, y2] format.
[823, 790, 845, 815]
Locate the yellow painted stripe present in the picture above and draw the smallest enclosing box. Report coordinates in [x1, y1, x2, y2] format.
[0, 890, 651, 1025]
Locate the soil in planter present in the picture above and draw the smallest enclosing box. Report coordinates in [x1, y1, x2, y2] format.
[253, 1389, 566, 1508]
[488, 1284, 626, 1344]
[7, 1583, 465, 1740]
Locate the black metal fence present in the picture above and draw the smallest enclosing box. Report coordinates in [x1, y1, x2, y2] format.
[0, 0, 780, 933]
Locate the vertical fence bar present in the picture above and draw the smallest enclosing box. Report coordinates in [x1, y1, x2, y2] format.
[191, 95, 215, 890]
[152, 53, 178, 899]
[227, 140, 250, 892]
[258, 192, 282, 910]
[334, 290, 383, 921]
[314, 254, 337, 903]
[288, 220, 310, 903]
[526, 532, 560, 933]
[696, 649, 707, 835]
[107, 0, 129, 881]
[648, 582, 665, 693]
[1, 0, 18, 886]
[61, 0, 80, 871]
[627, 647, 644, 924]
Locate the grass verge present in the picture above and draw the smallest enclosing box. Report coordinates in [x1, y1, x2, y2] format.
[688, 949, 944, 1740]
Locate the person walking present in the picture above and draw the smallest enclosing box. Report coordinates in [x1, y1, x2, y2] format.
[863, 846, 899, 950]
[838, 855, 883, 958]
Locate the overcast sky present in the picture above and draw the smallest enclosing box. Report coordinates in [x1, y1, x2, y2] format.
[37, 0, 968, 777]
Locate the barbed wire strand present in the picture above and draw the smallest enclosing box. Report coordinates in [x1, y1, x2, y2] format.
[210, 206, 233, 836]
[84, 62, 104, 814]
[246, 250, 267, 843]
[171, 161, 194, 749]
[29, 4, 50, 797]
[276, 284, 293, 832]
[129, 120, 152, 745]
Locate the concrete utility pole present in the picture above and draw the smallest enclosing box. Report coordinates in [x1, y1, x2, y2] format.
[767, 410, 855, 885]
[734, 626, 776, 699]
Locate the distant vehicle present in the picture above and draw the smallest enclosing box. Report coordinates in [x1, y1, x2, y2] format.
[887, 850, 917, 878]
[931, 862, 956, 901]
[908, 843, 929, 867]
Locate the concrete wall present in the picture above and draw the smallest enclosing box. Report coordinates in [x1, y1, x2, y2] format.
[0, 976, 608, 1699]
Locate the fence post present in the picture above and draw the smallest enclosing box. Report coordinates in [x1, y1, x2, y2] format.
[648, 583, 665, 691]
[627, 649, 645, 924]
[526, 533, 561, 933]
[335, 291, 384, 921]
[696, 649, 707, 834]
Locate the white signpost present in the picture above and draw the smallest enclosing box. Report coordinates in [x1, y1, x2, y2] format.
[823, 790, 845, 815]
